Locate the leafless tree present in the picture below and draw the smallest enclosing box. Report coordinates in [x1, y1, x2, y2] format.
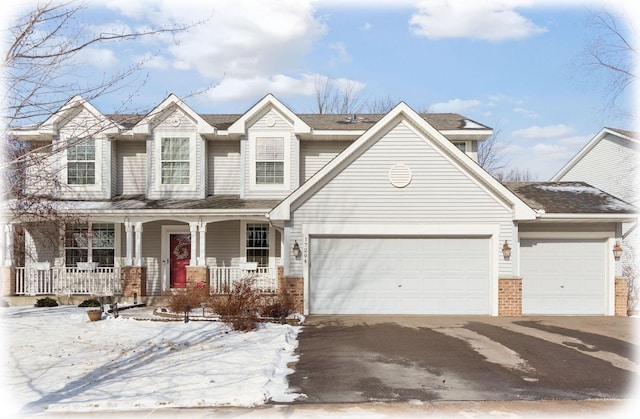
[1, 1, 209, 261]
[494, 167, 537, 182]
[582, 9, 638, 116]
[364, 95, 397, 113]
[477, 128, 508, 176]
[313, 75, 364, 115]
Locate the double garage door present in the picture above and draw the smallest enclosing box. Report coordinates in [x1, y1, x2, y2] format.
[309, 236, 491, 314]
[520, 239, 606, 315]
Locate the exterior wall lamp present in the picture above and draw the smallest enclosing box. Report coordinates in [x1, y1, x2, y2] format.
[292, 240, 301, 258]
[613, 242, 623, 261]
[502, 240, 512, 261]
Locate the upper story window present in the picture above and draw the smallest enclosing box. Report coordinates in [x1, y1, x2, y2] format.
[67, 139, 95, 184]
[255, 137, 284, 184]
[161, 137, 190, 185]
[453, 142, 467, 153]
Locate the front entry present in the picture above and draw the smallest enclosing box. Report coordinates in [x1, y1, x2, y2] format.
[169, 233, 191, 288]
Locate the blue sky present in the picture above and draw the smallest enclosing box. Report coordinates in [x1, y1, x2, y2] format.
[5, 0, 639, 180]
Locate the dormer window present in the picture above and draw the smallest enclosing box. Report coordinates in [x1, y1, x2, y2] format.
[453, 142, 467, 153]
[161, 137, 190, 185]
[256, 137, 284, 184]
[67, 138, 95, 184]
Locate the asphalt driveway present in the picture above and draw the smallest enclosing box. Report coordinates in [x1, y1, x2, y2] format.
[286, 316, 639, 403]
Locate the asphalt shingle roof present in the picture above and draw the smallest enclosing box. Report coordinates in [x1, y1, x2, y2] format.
[504, 182, 637, 214]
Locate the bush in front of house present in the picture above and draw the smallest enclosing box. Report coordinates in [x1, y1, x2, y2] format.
[78, 298, 101, 307]
[260, 291, 296, 319]
[34, 297, 58, 307]
[210, 276, 261, 332]
[166, 286, 210, 314]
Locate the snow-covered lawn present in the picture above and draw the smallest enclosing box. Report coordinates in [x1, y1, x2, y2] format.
[1, 305, 302, 416]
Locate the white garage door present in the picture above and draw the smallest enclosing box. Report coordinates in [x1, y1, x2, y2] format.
[521, 239, 606, 315]
[309, 236, 490, 314]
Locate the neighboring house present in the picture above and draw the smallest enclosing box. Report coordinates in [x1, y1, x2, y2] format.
[0, 94, 636, 316]
[551, 127, 639, 307]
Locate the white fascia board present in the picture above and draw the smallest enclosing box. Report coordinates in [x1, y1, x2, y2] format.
[8, 129, 55, 140]
[440, 129, 493, 141]
[39, 95, 119, 134]
[536, 213, 638, 222]
[228, 94, 311, 134]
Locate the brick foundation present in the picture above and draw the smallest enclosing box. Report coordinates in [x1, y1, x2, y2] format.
[1, 266, 15, 296]
[615, 276, 628, 317]
[498, 277, 522, 316]
[120, 266, 147, 297]
[278, 266, 303, 313]
[186, 266, 209, 291]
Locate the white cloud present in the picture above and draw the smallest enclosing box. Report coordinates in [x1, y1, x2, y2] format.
[72, 47, 119, 69]
[409, 0, 547, 42]
[513, 107, 539, 118]
[361, 22, 373, 30]
[103, 0, 328, 101]
[430, 98, 482, 113]
[207, 73, 318, 102]
[329, 42, 352, 66]
[512, 124, 576, 139]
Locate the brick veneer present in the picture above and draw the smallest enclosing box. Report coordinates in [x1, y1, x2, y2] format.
[498, 277, 522, 316]
[120, 266, 147, 297]
[277, 266, 303, 313]
[186, 266, 209, 291]
[1, 266, 15, 296]
[615, 276, 628, 317]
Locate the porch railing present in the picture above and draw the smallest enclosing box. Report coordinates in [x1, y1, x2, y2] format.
[209, 266, 278, 294]
[14, 267, 122, 296]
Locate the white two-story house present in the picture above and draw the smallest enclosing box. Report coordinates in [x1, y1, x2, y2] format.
[1, 94, 635, 316]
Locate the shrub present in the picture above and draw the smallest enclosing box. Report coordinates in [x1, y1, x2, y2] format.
[260, 292, 295, 319]
[34, 297, 58, 307]
[210, 276, 261, 332]
[78, 298, 101, 307]
[166, 286, 209, 314]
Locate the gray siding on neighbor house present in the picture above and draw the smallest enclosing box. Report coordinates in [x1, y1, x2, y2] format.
[558, 133, 638, 204]
[300, 140, 351, 182]
[287, 120, 514, 277]
[205, 220, 241, 267]
[208, 141, 241, 195]
[116, 141, 147, 195]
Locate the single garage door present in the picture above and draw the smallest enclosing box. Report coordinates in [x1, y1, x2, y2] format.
[520, 239, 606, 315]
[309, 236, 490, 314]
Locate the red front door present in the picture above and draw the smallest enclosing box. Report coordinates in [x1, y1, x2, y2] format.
[169, 233, 191, 288]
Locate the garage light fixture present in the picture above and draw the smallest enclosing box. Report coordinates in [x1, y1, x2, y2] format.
[613, 242, 623, 261]
[292, 240, 301, 258]
[502, 241, 512, 261]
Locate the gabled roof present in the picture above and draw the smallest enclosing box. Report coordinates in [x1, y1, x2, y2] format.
[551, 127, 640, 181]
[129, 94, 215, 135]
[268, 102, 536, 221]
[505, 182, 637, 215]
[227, 94, 311, 134]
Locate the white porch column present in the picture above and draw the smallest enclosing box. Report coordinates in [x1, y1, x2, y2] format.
[125, 222, 134, 266]
[0, 223, 6, 266]
[198, 222, 206, 267]
[4, 224, 14, 267]
[189, 222, 198, 266]
[134, 222, 143, 267]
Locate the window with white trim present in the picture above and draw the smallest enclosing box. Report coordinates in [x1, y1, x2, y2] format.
[67, 139, 96, 184]
[161, 137, 190, 184]
[255, 137, 284, 185]
[246, 223, 269, 267]
[65, 223, 115, 267]
[453, 142, 466, 152]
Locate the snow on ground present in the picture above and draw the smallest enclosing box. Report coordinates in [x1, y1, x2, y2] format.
[1, 305, 302, 416]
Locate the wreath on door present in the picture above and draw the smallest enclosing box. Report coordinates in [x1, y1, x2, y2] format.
[173, 237, 190, 260]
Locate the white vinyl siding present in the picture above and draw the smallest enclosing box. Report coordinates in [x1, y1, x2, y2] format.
[116, 141, 146, 195]
[208, 141, 241, 195]
[205, 220, 241, 267]
[558, 133, 638, 205]
[300, 140, 351, 182]
[288, 120, 514, 277]
[140, 221, 163, 296]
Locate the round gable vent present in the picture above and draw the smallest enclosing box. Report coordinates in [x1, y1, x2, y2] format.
[388, 164, 412, 188]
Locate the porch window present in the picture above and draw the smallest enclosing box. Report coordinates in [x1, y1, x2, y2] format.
[255, 137, 284, 184]
[65, 224, 115, 267]
[161, 137, 190, 184]
[246, 223, 269, 267]
[67, 139, 95, 184]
